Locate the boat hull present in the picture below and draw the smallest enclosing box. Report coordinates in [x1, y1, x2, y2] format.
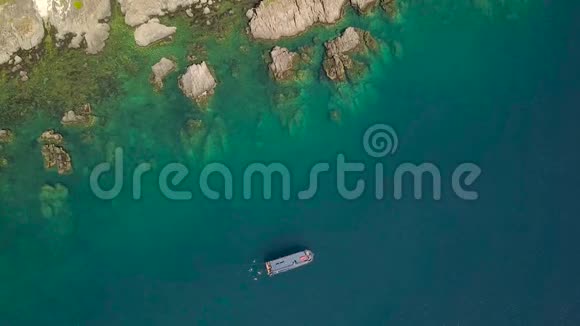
[265, 250, 314, 276]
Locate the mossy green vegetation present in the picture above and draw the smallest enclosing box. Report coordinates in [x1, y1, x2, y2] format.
[0, 8, 138, 127]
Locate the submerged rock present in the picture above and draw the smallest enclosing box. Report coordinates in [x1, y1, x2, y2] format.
[180, 118, 208, 150]
[179, 62, 217, 102]
[248, 0, 348, 40]
[329, 108, 342, 123]
[39, 183, 70, 219]
[134, 19, 176, 47]
[322, 27, 377, 82]
[269, 46, 298, 81]
[39, 183, 73, 236]
[0, 129, 14, 144]
[41, 144, 73, 175]
[180, 116, 228, 161]
[380, 0, 399, 19]
[48, 0, 112, 54]
[61, 104, 96, 128]
[151, 57, 176, 90]
[351, 0, 377, 13]
[0, 0, 45, 65]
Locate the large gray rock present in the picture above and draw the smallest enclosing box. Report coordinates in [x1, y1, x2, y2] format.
[248, 0, 348, 40]
[269, 46, 297, 81]
[325, 27, 361, 57]
[118, 0, 196, 27]
[134, 19, 176, 46]
[0, 0, 45, 65]
[151, 57, 176, 89]
[47, 0, 111, 54]
[179, 62, 217, 101]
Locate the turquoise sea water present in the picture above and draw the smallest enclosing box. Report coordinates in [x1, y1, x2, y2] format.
[1, 1, 579, 324]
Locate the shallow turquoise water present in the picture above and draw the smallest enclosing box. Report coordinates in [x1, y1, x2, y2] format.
[1, 1, 580, 324]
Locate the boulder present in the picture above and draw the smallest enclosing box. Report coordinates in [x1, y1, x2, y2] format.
[134, 19, 176, 46]
[61, 105, 96, 128]
[151, 57, 176, 90]
[325, 27, 362, 56]
[39, 130, 64, 145]
[248, 0, 348, 40]
[269, 46, 297, 81]
[179, 62, 217, 101]
[0, 0, 45, 65]
[117, 0, 196, 27]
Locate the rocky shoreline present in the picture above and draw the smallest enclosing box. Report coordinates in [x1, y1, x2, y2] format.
[0, 0, 528, 176]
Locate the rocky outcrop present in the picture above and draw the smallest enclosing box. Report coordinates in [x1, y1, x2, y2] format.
[269, 46, 297, 81]
[248, 0, 348, 40]
[61, 104, 96, 128]
[0, 129, 14, 144]
[151, 57, 176, 90]
[322, 27, 377, 81]
[179, 62, 217, 102]
[0, 0, 45, 65]
[38, 130, 72, 175]
[351, 0, 377, 12]
[118, 0, 195, 27]
[39, 130, 64, 144]
[41, 144, 73, 175]
[47, 0, 111, 54]
[134, 18, 176, 46]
